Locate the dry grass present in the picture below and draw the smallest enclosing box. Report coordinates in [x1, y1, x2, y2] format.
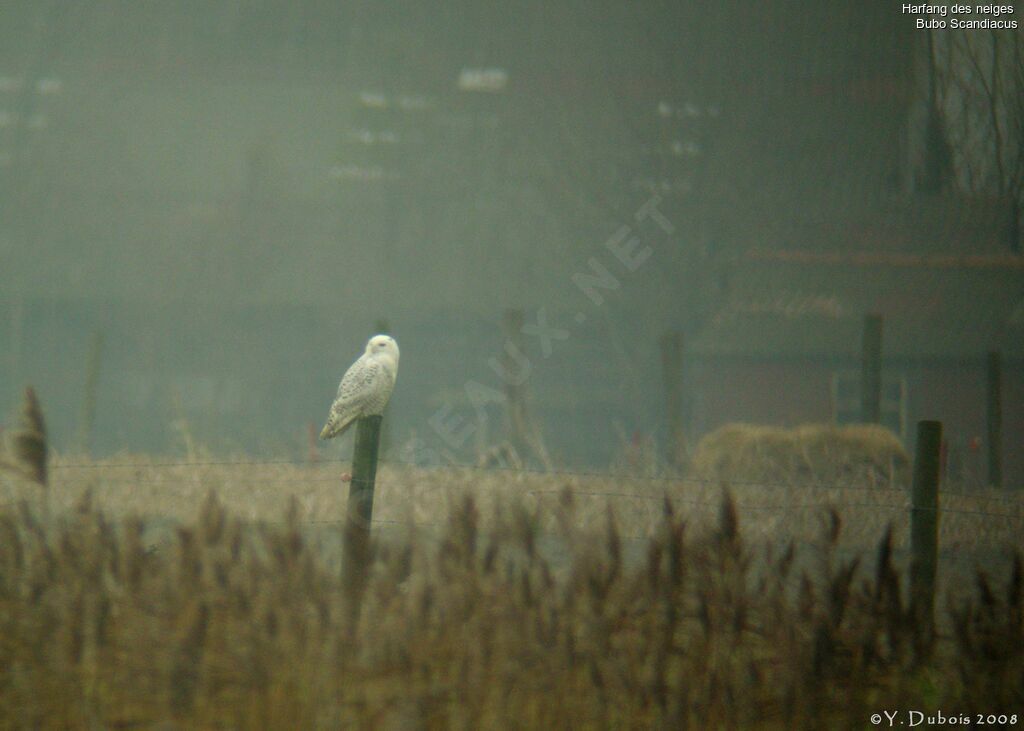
[0, 454, 1022, 728]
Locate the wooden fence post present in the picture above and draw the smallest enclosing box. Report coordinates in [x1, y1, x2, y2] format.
[75, 330, 104, 455]
[910, 419, 941, 660]
[986, 351, 1003, 489]
[495, 309, 552, 469]
[341, 414, 383, 630]
[502, 308, 529, 460]
[659, 331, 686, 468]
[306, 422, 319, 464]
[861, 313, 883, 424]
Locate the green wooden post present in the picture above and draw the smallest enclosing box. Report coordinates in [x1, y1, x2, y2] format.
[342, 415, 383, 628]
[910, 419, 941, 660]
[986, 351, 1003, 489]
[861, 313, 883, 424]
[347, 415, 382, 529]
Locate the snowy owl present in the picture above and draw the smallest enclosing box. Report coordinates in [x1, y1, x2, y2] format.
[319, 334, 400, 440]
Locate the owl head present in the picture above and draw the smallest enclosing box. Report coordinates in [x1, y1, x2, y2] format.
[366, 334, 399, 364]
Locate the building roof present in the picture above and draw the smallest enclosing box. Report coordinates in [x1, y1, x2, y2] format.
[690, 255, 1024, 360]
[714, 194, 1015, 258]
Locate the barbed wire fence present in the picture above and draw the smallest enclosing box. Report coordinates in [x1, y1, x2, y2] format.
[2, 445, 1021, 613]
[28, 451, 1021, 500]
[4, 453, 1015, 539]
[2, 409, 1019, 517]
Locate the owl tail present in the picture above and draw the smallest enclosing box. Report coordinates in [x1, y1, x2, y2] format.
[319, 413, 357, 440]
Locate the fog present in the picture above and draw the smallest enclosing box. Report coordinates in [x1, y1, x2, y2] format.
[1, 2, 1022, 475]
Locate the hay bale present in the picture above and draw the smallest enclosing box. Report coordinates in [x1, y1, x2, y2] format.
[690, 422, 909, 488]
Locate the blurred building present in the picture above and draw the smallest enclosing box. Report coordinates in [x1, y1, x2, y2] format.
[0, 2, 1020, 480]
[690, 246, 1024, 486]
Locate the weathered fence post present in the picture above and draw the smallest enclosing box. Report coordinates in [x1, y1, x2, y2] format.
[659, 330, 686, 468]
[75, 330, 104, 455]
[306, 422, 319, 464]
[910, 419, 941, 660]
[861, 313, 883, 424]
[495, 308, 552, 469]
[986, 350, 1003, 489]
[341, 414, 383, 630]
[502, 308, 529, 460]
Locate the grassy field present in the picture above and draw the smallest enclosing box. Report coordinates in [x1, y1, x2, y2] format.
[0, 455, 1022, 728]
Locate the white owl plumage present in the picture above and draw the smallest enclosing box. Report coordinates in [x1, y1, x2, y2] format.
[319, 334, 399, 440]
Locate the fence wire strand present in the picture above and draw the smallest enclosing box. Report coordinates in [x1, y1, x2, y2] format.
[37, 454, 1023, 502]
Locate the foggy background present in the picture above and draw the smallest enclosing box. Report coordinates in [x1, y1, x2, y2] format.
[1, 2, 1022, 473]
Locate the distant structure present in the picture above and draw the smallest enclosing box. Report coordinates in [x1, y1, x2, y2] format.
[320, 335, 400, 440]
[2, 3, 1021, 476]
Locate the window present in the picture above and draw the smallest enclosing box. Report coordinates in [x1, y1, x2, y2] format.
[831, 371, 907, 438]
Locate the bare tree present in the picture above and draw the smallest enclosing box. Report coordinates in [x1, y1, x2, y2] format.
[932, 29, 1024, 251]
